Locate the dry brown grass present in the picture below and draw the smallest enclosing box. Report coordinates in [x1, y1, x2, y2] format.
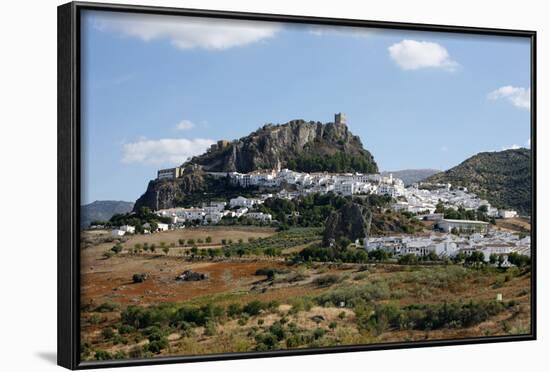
[80, 229, 531, 360]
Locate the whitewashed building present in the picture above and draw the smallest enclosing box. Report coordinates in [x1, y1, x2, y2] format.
[437, 219, 489, 234]
[229, 196, 261, 208]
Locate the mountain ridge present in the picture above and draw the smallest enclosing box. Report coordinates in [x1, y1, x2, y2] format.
[425, 148, 531, 215]
[81, 200, 134, 228]
[381, 169, 440, 186]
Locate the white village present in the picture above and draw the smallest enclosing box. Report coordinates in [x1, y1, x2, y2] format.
[108, 141, 530, 267]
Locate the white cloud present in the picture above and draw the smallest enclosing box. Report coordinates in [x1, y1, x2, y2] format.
[388, 40, 458, 71]
[526, 138, 531, 148]
[488, 86, 531, 110]
[176, 120, 194, 131]
[122, 138, 215, 165]
[92, 11, 281, 50]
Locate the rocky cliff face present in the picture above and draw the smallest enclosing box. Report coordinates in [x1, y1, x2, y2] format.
[133, 168, 207, 212]
[323, 202, 372, 245]
[190, 119, 378, 174]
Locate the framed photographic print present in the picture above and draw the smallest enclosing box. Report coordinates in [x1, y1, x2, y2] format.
[58, 1, 536, 369]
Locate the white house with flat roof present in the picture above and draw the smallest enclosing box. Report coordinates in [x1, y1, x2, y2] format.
[499, 210, 518, 219]
[230, 196, 261, 208]
[437, 219, 489, 234]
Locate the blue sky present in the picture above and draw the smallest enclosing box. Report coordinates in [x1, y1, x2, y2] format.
[80, 10, 531, 204]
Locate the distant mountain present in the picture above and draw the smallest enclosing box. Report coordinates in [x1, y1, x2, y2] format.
[134, 116, 378, 211]
[81, 200, 134, 228]
[426, 148, 531, 215]
[381, 169, 440, 186]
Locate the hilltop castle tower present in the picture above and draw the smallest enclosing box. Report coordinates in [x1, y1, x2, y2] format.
[335, 112, 347, 125]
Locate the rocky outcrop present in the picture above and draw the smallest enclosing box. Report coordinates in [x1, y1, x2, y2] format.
[323, 202, 372, 245]
[133, 167, 207, 212]
[190, 119, 377, 174]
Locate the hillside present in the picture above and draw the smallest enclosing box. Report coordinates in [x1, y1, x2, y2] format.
[381, 169, 440, 186]
[81, 200, 134, 228]
[190, 118, 377, 174]
[134, 117, 378, 211]
[426, 149, 531, 215]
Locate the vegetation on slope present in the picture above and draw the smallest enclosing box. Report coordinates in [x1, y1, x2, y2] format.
[426, 149, 531, 215]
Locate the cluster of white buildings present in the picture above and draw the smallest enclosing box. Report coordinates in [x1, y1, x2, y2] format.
[223, 166, 406, 199]
[365, 230, 530, 264]
[155, 198, 272, 226]
[391, 182, 519, 219]
[111, 222, 169, 237]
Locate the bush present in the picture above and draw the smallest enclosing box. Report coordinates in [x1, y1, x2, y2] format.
[227, 303, 242, 318]
[398, 254, 419, 265]
[269, 321, 286, 341]
[94, 350, 113, 360]
[101, 327, 115, 340]
[313, 328, 326, 339]
[313, 274, 340, 288]
[128, 345, 143, 359]
[95, 302, 119, 312]
[170, 303, 224, 327]
[289, 297, 314, 314]
[255, 333, 279, 351]
[132, 273, 148, 283]
[146, 339, 168, 354]
[206, 236, 212, 243]
[243, 300, 266, 316]
[255, 267, 289, 280]
[204, 321, 217, 336]
[238, 318, 248, 326]
[118, 324, 134, 335]
[111, 243, 123, 254]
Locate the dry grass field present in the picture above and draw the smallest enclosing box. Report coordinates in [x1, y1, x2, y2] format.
[80, 227, 531, 361]
[495, 217, 531, 233]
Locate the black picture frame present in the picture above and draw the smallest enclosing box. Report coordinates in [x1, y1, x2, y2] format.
[58, 1, 537, 369]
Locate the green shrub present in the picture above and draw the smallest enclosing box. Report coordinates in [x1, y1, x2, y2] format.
[313, 274, 340, 287]
[95, 302, 119, 312]
[204, 321, 217, 336]
[313, 328, 326, 339]
[243, 300, 267, 316]
[227, 303, 242, 318]
[118, 324, 134, 335]
[132, 273, 147, 283]
[94, 350, 112, 360]
[101, 327, 115, 340]
[111, 243, 123, 254]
